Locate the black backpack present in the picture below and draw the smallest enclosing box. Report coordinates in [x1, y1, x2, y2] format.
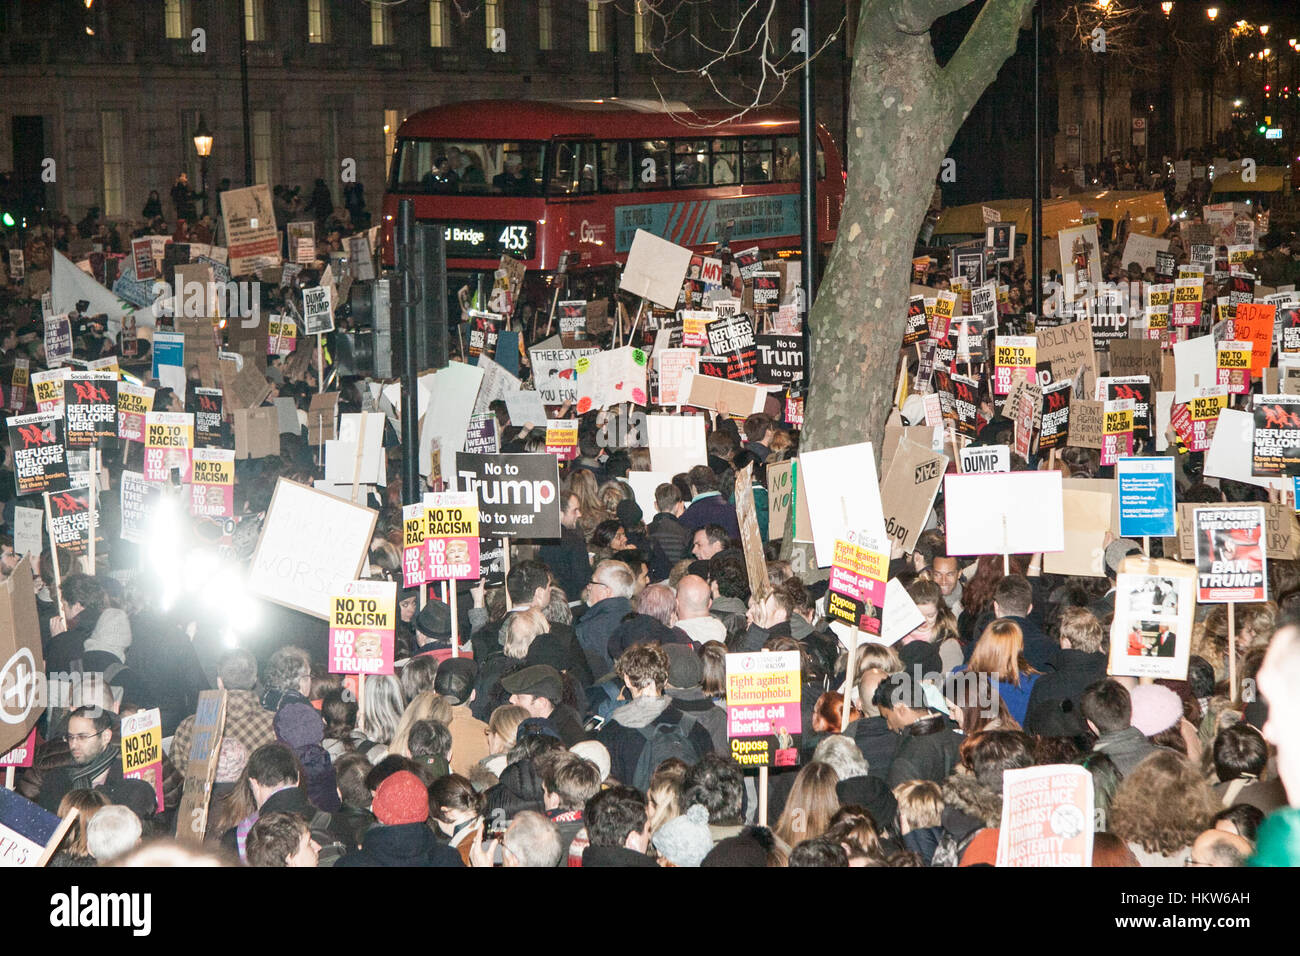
[630, 713, 699, 792]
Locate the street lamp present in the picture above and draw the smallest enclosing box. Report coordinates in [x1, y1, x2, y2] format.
[1260, 25, 1269, 37]
[193, 115, 213, 219]
[1206, 7, 1218, 21]
[1161, 2, 1173, 17]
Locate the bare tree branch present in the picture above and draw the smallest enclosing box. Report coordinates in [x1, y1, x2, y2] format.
[941, 0, 1036, 127]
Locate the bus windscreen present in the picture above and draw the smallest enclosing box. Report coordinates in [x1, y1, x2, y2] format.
[390, 139, 546, 196]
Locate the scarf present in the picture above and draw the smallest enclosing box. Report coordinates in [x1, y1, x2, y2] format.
[71, 740, 120, 792]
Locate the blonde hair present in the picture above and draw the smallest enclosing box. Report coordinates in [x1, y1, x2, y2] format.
[504, 609, 549, 660]
[773, 762, 841, 850]
[892, 780, 944, 833]
[855, 643, 902, 683]
[389, 691, 455, 757]
[968, 619, 1038, 686]
[488, 704, 531, 748]
[646, 760, 688, 838]
[57, 790, 111, 858]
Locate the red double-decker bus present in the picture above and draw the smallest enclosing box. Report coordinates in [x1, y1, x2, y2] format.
[380, 99, 843, 303]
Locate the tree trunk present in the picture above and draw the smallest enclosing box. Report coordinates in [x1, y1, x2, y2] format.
[801, 0, 1036, 459]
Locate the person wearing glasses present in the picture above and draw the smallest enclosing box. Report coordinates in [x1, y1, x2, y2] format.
[36, 706, 124, 812]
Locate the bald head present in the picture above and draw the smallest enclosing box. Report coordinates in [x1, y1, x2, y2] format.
[1259, 623, 1300, 807]
[1190, 828, 1252, 867]
[675, 575, 712, 621]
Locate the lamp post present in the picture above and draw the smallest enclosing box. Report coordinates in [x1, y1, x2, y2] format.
[193, 115, 213, 219]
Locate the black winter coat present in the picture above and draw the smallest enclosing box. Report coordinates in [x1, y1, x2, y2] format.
[1023, 648, 1110, 737]
[484, 759, 547, 821]
[334, 822, 464, 868]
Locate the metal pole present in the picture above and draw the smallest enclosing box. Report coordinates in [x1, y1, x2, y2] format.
[799, 0, 817, 381]
[1032, 2, 1042, 317]
[397, 199, 421, 505]
[610, 4, 620, 98]
[239, 0, 253, 186]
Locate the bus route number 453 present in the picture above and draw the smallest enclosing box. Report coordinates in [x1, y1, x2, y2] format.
[498, 225, 529, 252]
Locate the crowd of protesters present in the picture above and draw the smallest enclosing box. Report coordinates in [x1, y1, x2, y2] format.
[0, 178, 1298, 869]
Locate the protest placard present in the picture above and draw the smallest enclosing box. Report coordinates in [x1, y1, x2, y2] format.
[0, 557, 43, 755]
[0, 788, 78, 867]
[754, 334, 803, 387]
[959, 444, 1009, 474]
[13, 506, 42, 558]
[1205, 408, 1288, 493]
[1173, 502, 1297, 563]
[1098, 377, 1151, 439]
[464, 414, 499, 457]
[1117, 457, 1175, 539]
[707, 312, 757, 382]
[221, 184, 280, 277]
[45, 487, 97, 557]
[329, 580, 396, 676]
[0, 728, 37, 769]
[1233, 302, 1275, 378]
[725, 651, 801, 769]
[992, 335, 1035, 396]
[653, 348, 699, 406]
[421, 362, 484, 481]
[826, 536, 887, 637]
[1252, 394, 1300, 477]
[646, 413, 707, 475]
[620, 229, 693, 309]
[1171, 277, 1204, 326]
[301, 284, 334, 336]
[530, 343, 598, 405]
[1108, 556, 1195, 681]
[455, 452, 560, 539]
[233, 405, 280, 460]
[8, 411, 70, 498]
[1099, 399, 1134, 467]
[995, 765, 1093, 867]
[116, 382, 156, 440]
[681, 369, 769, 416]
[1193, 507, 1267, 603]
[766, 459, 797, 540]
[31, 368, 67, 414]
[1216, 340, 1252, 395]
[119, 471, 162, 544]
[189, 387, 225, 448]
[143, 411, 194, 483]
[425, 491, 480, 580]
[879, 439, 946, 554]
[248, 478, 377, 619]
[943, 472, 1065, 556]
[61, 371, 117, 448]
[799, 443, 888, 567]
[1168, 386, 1228, 453]
[189, 448, 234, 519]
[176, 689, 227, 843]
[400, 497, 434, 588]
[120, 707, 164, 813]
[1037, 381, 1071, 452]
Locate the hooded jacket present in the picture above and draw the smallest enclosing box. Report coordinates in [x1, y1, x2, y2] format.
[928, 772, 1003, 867]
[677, 614, 727, 647]
[484, 758, 547, 821]
[884, 714, 962, 789]
[595, 694, 715, 786]
[1023, 648, 1110, 737]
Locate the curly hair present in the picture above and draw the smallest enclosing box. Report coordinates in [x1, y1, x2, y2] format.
[1108, 751, 1218, 856]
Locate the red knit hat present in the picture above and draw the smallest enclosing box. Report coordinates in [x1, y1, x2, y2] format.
[373, 770, 429, 826]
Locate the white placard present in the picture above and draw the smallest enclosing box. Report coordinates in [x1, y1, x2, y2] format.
[799, 443, 887, 567]
[625, 471, 675, 523]
[1173, 334, 1217, 402]
[959, 444, 1010, 474]
[619, 229, 694, 309]
[419, 362, 484, 480]
[1204, 408, 1288, 492]
[943, 472, 1065, 556]
[646, 413, 707, 475]
[248, 478, 378, 620]
[504, 390, 548, 428]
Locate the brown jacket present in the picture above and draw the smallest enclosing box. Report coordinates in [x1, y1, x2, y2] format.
[448, 704, 489, 778]
[170, 689, 275, 770]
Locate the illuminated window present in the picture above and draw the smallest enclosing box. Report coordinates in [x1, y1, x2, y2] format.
[371, 1, 391, 45]
[164, 0, 189, 39]
[429, 0, 446, 47]
[588, 0, 606, 53]
[384, 109, 400, 177]
[308, 0, 330, 43]
[539, 0, 552, 50]
[244, 0, 266, 42]
[485, 0, 499, 48]
[253, 110, 273, 186]
[101, 110, 124, 217]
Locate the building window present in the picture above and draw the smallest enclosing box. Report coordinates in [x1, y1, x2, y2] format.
[384, 109, 400, 178]
[429, 0, 446, 47]
[484, 0, 499, 48]
[588, 0, 606, 53]
[244, 0, 266, 42]
[101, 110, 124, 218]
[634, 1, 650, 54]
[308, 0, 330, 43]
[371, 1, 391, 45]
[253, 110, 273, 186]
[164, 0, 190, 39]
[538, 0, 552, 50]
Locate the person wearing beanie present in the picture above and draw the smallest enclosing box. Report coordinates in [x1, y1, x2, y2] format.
[1081, 679, 1159, 778]
[274, 702, 341, 813]
[336, 770, 464, 868]
[1128, 684, 1192, 757]
[664, 643, 727, 753]
[651, 804, 714, 867]
[569, 740, 612, 785]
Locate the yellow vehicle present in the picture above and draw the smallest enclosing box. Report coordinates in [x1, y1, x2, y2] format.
[931, 190, 1169, 253]
[1210, 163, 1291, 208]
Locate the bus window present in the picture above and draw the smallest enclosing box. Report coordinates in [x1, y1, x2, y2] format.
[672, 140, 710, 187]
[743, 137, 775, 183]
[633, 140, 670, 189]
[598, 141, 633, 192]
[549, 141, 599, 196]
[711, 138, 739, 185]
[390, 139, 545, 194]
[773, 136, 826, 181]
